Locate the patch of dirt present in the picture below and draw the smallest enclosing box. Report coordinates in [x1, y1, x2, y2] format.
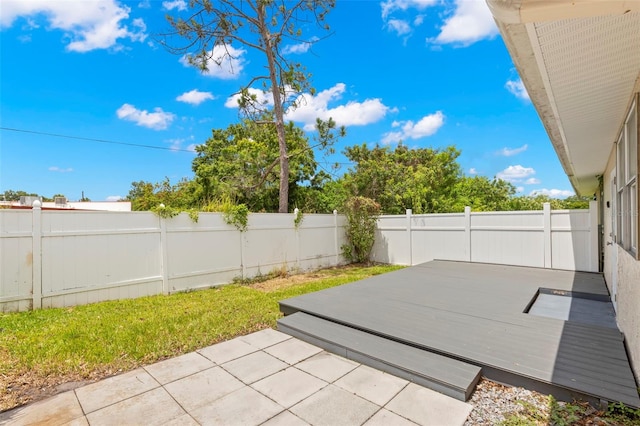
[247, 264, 364, 292]
[248, 272, 328, 291]
[0, 366, 130, 413]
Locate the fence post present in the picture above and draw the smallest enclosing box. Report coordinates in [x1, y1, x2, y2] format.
[406, 209, 413, 265]
[240, 217, 246, 281]
[543, 202, 552, 268]
[294, 208, 300, 270]
[333, 210, 339, 266]
[159, 214, 169, 295]
[464, 206, 472, 262]
[32, 200, 42, 310]
[589, 200, 598, 272]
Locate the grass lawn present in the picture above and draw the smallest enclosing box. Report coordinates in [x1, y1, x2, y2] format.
[0, 263, 403, 412]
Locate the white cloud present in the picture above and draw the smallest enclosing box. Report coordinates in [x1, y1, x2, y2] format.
[516, 186, 524, 193]
[0, 0, 147, 52]
[525, 177, 541, 185]
[48, 166, 73, 173]
[506, 78, 530, 101]
[382, 111, 445, 144]
[530, 188, 575, 198]
[282, 37, 318, 55]
[165, 136, 195, 152]
[498, 144, 528, 157]
[496, 165, 536, 182]
[225, 83, 391, 131]
[116, 104, 175, 130]
[432, 0, 498, 46]
[381, 0, 438, 20]
[468, 167, 477, 175]
[106, 195, 123, 201]
[176, 89, 215, 106]
[413, 15, 424, 26]
[387, 19, 411, 36]
[162, 0, 187, 11]
[285, 83, 391, 131]
[224, 87, 274, 109]
[180, 44, 246, 80]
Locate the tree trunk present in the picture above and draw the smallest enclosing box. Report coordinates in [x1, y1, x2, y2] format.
[258, 4, 289, 213]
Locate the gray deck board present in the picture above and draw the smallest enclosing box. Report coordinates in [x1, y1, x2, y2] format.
[278, 311, 482, 401]
[279, 261, 640, 407]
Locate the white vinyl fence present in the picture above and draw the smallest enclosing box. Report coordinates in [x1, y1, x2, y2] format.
[1, 202, 598, 312]
[372, 202, 598, 273]
[0, 207, 347, 312]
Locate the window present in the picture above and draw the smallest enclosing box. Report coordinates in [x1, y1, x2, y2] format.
[616, 97, 639, 256]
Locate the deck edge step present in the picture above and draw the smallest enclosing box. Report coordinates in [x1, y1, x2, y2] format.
[277, 312, 482, 401]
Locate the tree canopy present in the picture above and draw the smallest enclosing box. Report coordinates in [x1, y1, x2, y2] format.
[341, 144, 462, 214]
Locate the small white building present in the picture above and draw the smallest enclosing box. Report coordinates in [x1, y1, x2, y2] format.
[4, 196, 131, 211]
[487, 0, 640, 380]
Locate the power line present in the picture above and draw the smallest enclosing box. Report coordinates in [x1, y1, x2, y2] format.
[0, 127, 195, 153]
[0, 126, 356, 166]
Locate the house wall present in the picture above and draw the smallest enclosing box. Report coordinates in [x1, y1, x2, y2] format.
[603, 144, 640, 381]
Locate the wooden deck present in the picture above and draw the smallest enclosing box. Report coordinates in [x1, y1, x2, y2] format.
[278, 261, 640, 407]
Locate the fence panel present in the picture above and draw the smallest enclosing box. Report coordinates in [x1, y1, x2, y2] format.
[375, 202, 598, 272]
[0, 209, 346, 312]
[0, 210, 33, 311]
[470, 211, 545, 268]
[550, 210, 592, 271]
[165, 213, 242, 292]
[40, 211, 163, 309]
[411, 213, 467, 264]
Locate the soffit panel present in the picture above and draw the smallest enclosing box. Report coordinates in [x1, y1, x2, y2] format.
[532, 13, 640, 193]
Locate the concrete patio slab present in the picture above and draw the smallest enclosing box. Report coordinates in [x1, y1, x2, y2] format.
[143, 351, 214, 385]
[264, 337, 323, 364]
[197, 337, 258, 364]
[290, 384, 380, 426]
[2, 330, 472, 426]
[239, 328, 292, 349]
[164, 366, 244, 412]
[335, 364, 409, 406]
[63, 416, 90, 426]
[74, 368, 159, 414]
[364, 408, 418, 426]
[251, 367, 327, 407]
[162, 414, 199, 426]
[85, 387, 185, 426]
[261, 410, 310, 426]
[0, 391, 84, 425]
[386, 383, 473, 426]
[190, 386, 283, 426]
[295, 351, 359, 382]
[221, 350, 288, 384]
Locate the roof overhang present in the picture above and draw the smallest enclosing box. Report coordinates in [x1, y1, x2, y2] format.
[487, 0, 640, 195]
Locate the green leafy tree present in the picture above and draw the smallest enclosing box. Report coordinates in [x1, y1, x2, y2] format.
[162, 0, 336, 213]
[192, 117, 342, 212]
[126, 178, 199, 211]
[342, 144, 462, 214]
[560, 195, 591, 209]
[508, 194, 564, 210]
[451, 176, 516, 212]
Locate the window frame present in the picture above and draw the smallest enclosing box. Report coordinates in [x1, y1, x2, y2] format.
[616, 94, 639, 258]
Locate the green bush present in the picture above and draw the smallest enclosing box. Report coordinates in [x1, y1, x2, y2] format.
[341, 196, 381, 263]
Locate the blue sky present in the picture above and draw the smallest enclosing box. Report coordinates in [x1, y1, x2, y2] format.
[0, 0, 575, 202]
